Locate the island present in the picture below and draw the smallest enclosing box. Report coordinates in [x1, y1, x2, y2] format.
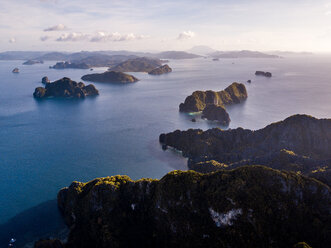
[22, 60, 43, 65]
[255, 71, 272, 77]
[81, 71, 139, 83]
[148, 64, 172, 75]
[12, 68, 19, 73]
[50, 61, 90, 69]
[159, 114, 331, 187]
[33, 77, 99, 98]
[109, 57, 163, 72]
[41, 76, 50, 84]
[201, 104, 230, 125]
[179, 82, 247, 113]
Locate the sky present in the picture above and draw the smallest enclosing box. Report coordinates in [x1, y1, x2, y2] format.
[1, 0, 331, 52]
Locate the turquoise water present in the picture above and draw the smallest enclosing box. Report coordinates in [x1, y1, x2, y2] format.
[1, 56, 331, 227]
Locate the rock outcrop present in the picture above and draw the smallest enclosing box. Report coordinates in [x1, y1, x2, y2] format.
[50, 61, 90, 69]
[148, 64, 172, 75]
[57, 166, 331, 248]
[255, 71, 272, 77]
[201, 104, 230, 125]
[12, 68, 19, 73]
[42, 76, 50, 84]
[160, 114, 331, 186]
[179, 82, 247, 113]
[33, 77, 99, 98]
[81, 71, 139, 83]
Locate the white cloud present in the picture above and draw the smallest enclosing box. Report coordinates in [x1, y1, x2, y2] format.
[90, 32, 148, 42]
[40, 36, 51, 41]
[9, 37, 16, 43]
[44, 24, 68, 32]
[56, 32, 89, 42]
[177, 31, 195, 40]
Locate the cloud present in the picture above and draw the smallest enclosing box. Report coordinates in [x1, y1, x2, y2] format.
[56, 32, 89, 42]
[44, 24, 68, 32]
[40, 35, 51, 41]
[9, 37, 16, 43]
[90, 32, 148, 42]
[177, 31, 195, 40]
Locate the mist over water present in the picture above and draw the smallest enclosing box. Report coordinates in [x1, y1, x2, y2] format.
[1, 56, 331, 225]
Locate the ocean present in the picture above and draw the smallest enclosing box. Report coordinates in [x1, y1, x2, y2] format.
[1, 55, 331, 245]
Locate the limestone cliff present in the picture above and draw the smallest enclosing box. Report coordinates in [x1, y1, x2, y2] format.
[57, 166, 331, 248]
[160, 114, 331, 186]
[179, 83, 247, 113]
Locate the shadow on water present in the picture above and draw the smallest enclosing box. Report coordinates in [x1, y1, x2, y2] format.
[0, 200, 67, 248]
[33, 95, 98, 105]
[147, 139, 188, 171]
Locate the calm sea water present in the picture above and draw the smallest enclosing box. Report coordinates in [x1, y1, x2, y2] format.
[1, 56, 331, 227]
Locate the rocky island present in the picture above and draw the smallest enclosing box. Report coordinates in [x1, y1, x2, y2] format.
[12, 68, 19, 73]
[255, 71, 272, 77]
[179, 83, 247, 124]
[23, 60, 43, 65]
[33, 77, 99, 98]
[51, 165, 329, 248]
[81, 71, 139, 83]
[159, 114, 331, 186]
[201, 104, 230, 125]
[148, 64, 172, 75]
[50, 61, 90, 69]
[41, 76, 50, 84]
[179, 83, 247, 113]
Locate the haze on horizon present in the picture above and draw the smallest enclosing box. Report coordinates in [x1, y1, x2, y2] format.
[1, 0, 331, 53]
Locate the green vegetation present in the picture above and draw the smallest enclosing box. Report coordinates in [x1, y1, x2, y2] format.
[57, 165, 331, 248]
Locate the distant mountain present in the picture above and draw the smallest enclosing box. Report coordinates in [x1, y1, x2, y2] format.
[75, 54, 137, 67]
[35, 52, 70, 61]
[268, 51, 314, 57]
[209, 50, 280, 59]
[0, 51, 47, 60]
[109, 57, 164, 72]
[0, 50, 202, 61]
[155, 51, 202, 59]
[50, 61, 90, 69]
[187, 46, 217, 55]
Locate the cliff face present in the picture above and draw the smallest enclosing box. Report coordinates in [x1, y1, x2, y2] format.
[159, 115, 331, 185]
[57, 166, 331, 248]
[201, 104, 230, 125]
[179, 82, 247, 113]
